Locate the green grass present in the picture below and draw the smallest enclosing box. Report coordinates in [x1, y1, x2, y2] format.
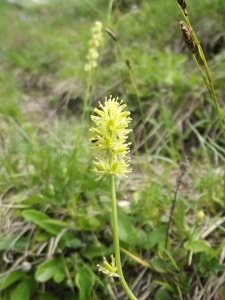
[0, 0, 225, 299]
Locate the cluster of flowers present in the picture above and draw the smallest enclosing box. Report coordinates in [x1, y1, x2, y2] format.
[84, 21, 103, 72]
[90, 95, 132, 180]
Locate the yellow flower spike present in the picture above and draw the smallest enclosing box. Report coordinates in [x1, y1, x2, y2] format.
[90, 96, 132, 179]
[97, 255, 120, 277]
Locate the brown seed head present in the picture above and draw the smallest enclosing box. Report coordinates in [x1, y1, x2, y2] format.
[177, 0, 186, 9]
[177, 0, 187, 15]
[105, 28, 117, 42]
[125, 58, 131, 70]
[180, 21, 195, 54]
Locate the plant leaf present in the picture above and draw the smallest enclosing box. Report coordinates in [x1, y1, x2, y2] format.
[75, 266, 95, 300]
[22, 209, 62, 235]
[145, 225, 167, 250]
[117, 205, 134, 244]
[82, 245, 104, 260]
[53, 269, 65, 283]
[35, 258, 63, 282]
[37, 294, 57, 300]
[22, 195, 47, 206]
[155, 288, 171, 300]
[163, 248, 179, 271]
[184, 240, 215, 254]
[0, 270, 24, 291]
[11, 280, 30, 300]
[0, 237, 14, 251]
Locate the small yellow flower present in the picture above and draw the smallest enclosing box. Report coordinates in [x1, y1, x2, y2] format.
[97, 255, 120, 277]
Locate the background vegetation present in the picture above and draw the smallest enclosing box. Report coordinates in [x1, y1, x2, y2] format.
[0, 0, 225, 299]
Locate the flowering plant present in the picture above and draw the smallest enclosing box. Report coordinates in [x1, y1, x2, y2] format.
[90, 96, 137, 300]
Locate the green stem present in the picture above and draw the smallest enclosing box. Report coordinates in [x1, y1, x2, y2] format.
[110, 174, 137, 300]
[107, 0, 114, 23]
[81, 71, 92, 125]
[113, 43, 144, 176]
[116, 42, 152, 176]
[192, 54, 212, 95]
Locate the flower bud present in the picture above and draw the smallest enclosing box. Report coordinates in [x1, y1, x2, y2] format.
[196, 210, 205, 221]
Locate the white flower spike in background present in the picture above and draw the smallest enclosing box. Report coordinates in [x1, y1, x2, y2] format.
[85, 21, 103, 72]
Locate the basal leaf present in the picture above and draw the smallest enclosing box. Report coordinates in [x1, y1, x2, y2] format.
[35, 258, 63, 282]
[11, 280, 30, 300]
[37, 293, 57, 300]
[117, 205, 133, 244]
[22, 195, 47, 206]
[22, 209, 62, 235]
[155, 288, 171, 300]
[145, 225, 167, 250]
[0, 270, 24, 291]
[184, 240, 215, 254]
[0, 237, 14, 251]
[75, 266, 95, 300]
[53, 269, 65, 283]
[82, 245, 104, 260]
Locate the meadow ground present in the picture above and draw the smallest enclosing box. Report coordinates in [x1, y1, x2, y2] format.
[0, 0, 225, 299]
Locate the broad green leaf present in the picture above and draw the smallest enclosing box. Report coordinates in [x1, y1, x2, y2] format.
[1, 288, 11, 300]
[155, 288, 171, 300]
[151, 258, 167, 273]
[78, 215, 100, 231]
[145, 225, 167, 250]
[37, 293, 57, 300]
[133, 228, 148, 248]
[44, 219, 70, 227]
[0, 237, 14, 251]
[61, 232, 86, 249]
[22, 195, 47, 206]
[14, 237, 29, 251]
[22, 209, 62, 235]
[82, 245, 104, 260]
[75, 266, 95, 300]
[53, 269, 65, 283]
[184, 240, 215, 254]
[0, 270, 24, 291]
[11, 280, 30, 300]
[0, 236, 28, 251]
[117, 205, 133, 244]
[35, 258, 63, 282]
